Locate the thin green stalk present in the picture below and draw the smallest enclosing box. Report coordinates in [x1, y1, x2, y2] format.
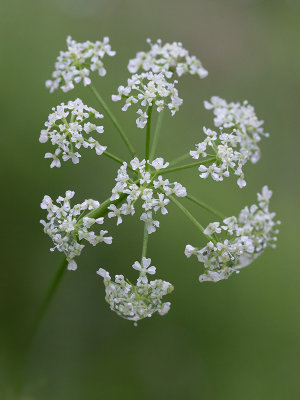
[103, 150, 133, 170]
[145, 106, 153, 168]
[185, 194, 226, 220]
[141, 223, 149, 259]
[169, 196, 216, 244]
[160, 157, 216, 175]
[15, 257, 68, 396]
[169, 153, 190, 166]
[149, 111, 164, 161]
[90, 85, 136, 157]
[33, 258, 68, 333]
[84, 194, 127, 220]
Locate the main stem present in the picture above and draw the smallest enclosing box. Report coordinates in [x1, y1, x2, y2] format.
[18, 194, 128, 395]
[90, 85, 136, 157]
[170, 196, 215, 244]
[149, 110, 164, 161]
[145, 106, 153, 168]
[16, 258, 67, 396]
[141, 223, 149, 259]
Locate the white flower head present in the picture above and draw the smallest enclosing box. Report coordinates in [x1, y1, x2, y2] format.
[40, 99, 106, 167]
[46, 36, 116, 92]
[128, 39, 208, 80]
[109, 157, 186, 232]
[41, 190, 112, 270]
[185, 186, 280, 282]
[98, 258, 174, 323]
[112, 72, 182, 128]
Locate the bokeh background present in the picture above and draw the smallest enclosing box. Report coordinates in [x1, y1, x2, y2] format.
[1, 0, 299, 399]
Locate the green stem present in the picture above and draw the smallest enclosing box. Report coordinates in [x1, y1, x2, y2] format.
[169, 196, 215, 243]
[15, 258, 68, 396]
[160, 157, 216, 175]
[90, 85, 136, 157]
[34, 258, 68, 332]
[185, 194, 226, 220]
[145, 106, 153, 168]
[103, 150, 133, 170]
[141, 223, 149, 259]
[169, 153, 190, 166]
[149, 110, 164, 162]
[18, 191, 132, 395]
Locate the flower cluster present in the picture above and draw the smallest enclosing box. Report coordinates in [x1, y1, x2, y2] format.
[112, 72, 182, 128]
[128, 38, 208, 80]
[190, 126, 250, 188]
[108, 157, 187, 233]
[39, 35, 279, 325]
[46, 36, 116, 93]
[185, 186, 280, 282]
[40, 190, 112, 271]
[97, 257, 174, 323]
[39, 98, 106, 168]
[204, 96, 269, 163]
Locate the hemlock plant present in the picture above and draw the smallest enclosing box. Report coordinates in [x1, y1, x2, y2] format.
[40, 36, 280, 324]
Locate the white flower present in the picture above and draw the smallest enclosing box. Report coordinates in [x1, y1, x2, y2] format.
[45, 149, 61, 168]
[112, 72, 182, 128]
[132, 257, 156, 283]
[184, 245, 198, 258]
[108, 204, 123, 225]
[109, 157, 186, 233]
[257, 185, 272, 211]
[128, 39, 208, 80]
[185, 186, 280, 282]
[40, 99, 106, 167]
[150, 157, 169, 170]
[136, 109, 148, 129]
[130, 157, 146, 171]
[41, 191, 112, 270]
[140, 212, 160, 234]
[46, 36, 116, 92]
[190, 95, 269, 188]
[204, 96, 269, 163]
[203, 222, 221, 235]
[153, 193, 169, 215]
[98, 258, 174, 322]
[96, 267, 111, 280]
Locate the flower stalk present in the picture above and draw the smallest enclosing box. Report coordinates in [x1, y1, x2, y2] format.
[90, 85, 136, 157]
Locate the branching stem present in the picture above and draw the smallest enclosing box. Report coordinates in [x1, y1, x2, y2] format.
[149, 111, 164, 161]
[145, 106, 153, 168]
[169, 196, 216, 244]
[90, 85, 136, 157]
[160, 157, 215, 175]
[141, 223, 149, 259]
[185, 194, 226, 220]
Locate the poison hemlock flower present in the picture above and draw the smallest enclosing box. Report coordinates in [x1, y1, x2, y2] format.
[185, 186, 280, 282]
[112, 72, 182, 128]
[39, 99, 106, 167]
[39, 35, 279, 325]
[40, 191, 112, 270]
[190, 98, 269, 188]
[108, 157, 186, 233]
[97, 257, 173, 324]
[46, 36, 116, 92]
[204, 96, 268, 163]
[128, 38, 208, 80]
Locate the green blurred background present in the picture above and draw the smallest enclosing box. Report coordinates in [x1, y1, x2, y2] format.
[1, 0, 299, 399]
